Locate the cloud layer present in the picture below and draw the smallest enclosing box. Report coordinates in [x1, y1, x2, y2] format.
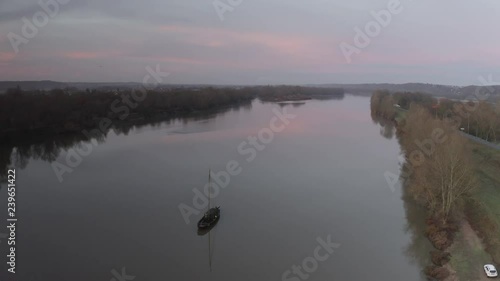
[0, 0, 499, 85]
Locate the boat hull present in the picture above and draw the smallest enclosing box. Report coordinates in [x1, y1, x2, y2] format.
[197, 216, 220, 235]
[197, 207, 220, 230]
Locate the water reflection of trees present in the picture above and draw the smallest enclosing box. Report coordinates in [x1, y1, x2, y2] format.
[0, 102, 252, 180]
[276, 102, 307, 108]
[371, 110, 432, 278]
[370, 111, 395, 139]
[400, 165, 433, 277]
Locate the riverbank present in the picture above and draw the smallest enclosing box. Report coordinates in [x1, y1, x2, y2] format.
[0, 86, 344, 137]
[373, 91, 500, 281]
[396, 108, 500, 279]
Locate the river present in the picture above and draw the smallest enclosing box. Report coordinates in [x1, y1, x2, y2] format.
[0, 95, 431, 281]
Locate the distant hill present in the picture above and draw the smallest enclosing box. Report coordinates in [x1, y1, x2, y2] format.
[0, 81, 69, 92]
[0, 81, 144, 92]
[0, 81, 226, 92]
[315, 83, 500, 101]
[1, 81, 498, 101]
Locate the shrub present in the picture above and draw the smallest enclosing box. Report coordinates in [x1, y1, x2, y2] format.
[425, 265, 450, 280]
[431, 250, 451, 266]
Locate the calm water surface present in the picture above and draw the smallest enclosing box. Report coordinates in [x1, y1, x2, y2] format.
[0, 95, 431, 281]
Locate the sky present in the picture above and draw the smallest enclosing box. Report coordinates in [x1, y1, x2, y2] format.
[0, 0, 499, 85]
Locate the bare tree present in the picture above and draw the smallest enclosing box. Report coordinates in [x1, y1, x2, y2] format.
[399, 105, 478, 223]
[428, 133, 478, 222]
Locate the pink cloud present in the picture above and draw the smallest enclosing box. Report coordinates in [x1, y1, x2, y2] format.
[64, 51, 102, 59]
[159, 25, 303, 51]
[158, 25, 344, 68]
[0, 63, 59, 79]
[64, 51, 124, 60]
[0, 52, 15, 62]
[156, 56, 209, 65]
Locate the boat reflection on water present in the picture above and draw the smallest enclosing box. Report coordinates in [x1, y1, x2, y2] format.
[198, 220, 217, 272]
[197, 223, 217, 236]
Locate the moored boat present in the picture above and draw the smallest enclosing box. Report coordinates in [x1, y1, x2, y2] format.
[197, 206, 220, 229]
[197, 170, 221, 230]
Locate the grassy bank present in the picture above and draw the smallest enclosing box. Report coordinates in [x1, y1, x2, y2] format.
[448, 222, 491, 281]
[449, 161, 499, 280]
[465, 142, 500, 264]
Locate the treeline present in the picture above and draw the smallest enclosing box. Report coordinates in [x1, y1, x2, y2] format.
[398, 106, 477, 225]
[371, 90, 480, 223]
[0, 86, 345, 136]
[434, 98, 500, 142]
[371, 90, 500, 143]
[256, 86, 344, 102]
[370, 90, 435, 119]
[0, 87, 256, 135]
